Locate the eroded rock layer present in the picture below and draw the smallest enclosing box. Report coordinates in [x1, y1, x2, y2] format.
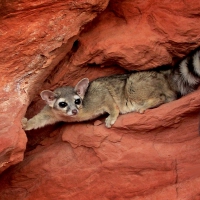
[0, 0, 200, 199]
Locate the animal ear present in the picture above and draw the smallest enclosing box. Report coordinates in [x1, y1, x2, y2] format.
[74, 78, 89, 99]
[40, 90, 57, 107]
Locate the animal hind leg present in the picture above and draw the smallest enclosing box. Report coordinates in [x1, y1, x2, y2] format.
[137, 95, 166, 113]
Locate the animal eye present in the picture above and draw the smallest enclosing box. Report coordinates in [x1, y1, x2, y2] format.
[59, 102, 68, 108]
[75, 99, 81, 105]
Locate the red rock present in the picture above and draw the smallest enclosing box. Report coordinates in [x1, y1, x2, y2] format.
[0, 91, 200, 199]
[0, 0, 109, 173]
[72, 0, 200, 70]
[0, 0, 200, 199]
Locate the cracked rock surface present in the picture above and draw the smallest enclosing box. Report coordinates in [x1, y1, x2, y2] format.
[0, 0, 200, 199]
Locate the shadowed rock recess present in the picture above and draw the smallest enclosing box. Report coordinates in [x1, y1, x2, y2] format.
[0, 0, 200, 199]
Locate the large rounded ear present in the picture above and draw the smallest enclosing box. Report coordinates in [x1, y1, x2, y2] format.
[40, 90, 57, 108]
[74, 78, 89, 99]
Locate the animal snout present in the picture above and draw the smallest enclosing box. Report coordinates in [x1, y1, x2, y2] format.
[72, 109, 78, 115]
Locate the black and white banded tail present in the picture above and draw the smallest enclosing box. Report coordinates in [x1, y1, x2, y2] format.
[171, 47, 200, 96]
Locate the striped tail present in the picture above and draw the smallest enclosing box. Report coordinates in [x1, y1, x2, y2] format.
[171, 47, 200, 96]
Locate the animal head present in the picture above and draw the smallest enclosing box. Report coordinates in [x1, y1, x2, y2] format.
[40, 78, 89, 117]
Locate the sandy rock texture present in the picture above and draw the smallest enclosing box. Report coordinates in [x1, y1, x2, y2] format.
[0, 0, 200, 199]
[0, 0, 109, 173]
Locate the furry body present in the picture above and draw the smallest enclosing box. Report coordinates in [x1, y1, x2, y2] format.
[22, 48, 200, 130]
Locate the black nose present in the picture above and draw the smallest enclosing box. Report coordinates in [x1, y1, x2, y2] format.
[72, 109, 77, 115]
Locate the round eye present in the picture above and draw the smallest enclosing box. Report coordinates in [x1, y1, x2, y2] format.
[59, 102, 68, 108]
[75, 99, 81, 105]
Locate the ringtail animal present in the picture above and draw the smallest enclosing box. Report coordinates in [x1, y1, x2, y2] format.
[22, 47, 200, 130]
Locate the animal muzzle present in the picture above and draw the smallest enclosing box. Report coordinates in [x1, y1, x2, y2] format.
[72, 109, 78, 115]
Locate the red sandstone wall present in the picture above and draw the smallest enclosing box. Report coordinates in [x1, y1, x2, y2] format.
[0, 0, 200, 199]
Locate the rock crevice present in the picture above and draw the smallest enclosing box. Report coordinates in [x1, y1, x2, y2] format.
[0, 0, 200, 199]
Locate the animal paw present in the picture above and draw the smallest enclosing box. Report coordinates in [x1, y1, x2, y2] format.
[138, 108, 145, 114]
[21, 117, 28, 129]
[105, 116, 116, 128]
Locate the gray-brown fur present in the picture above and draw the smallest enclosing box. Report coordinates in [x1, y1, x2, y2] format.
[22, 47, 200, 130]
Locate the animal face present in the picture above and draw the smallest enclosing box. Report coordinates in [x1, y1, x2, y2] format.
[53, 94, 82, 116]
[40, 78, 89, 117]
